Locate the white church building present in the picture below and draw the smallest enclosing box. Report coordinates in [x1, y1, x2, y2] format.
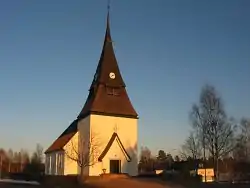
[44, 13, 139, 177]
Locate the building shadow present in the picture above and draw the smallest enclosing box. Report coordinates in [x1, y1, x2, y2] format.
[121, 144, 138, 176]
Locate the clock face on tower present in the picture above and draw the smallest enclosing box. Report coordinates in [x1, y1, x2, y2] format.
[109, 72, 116, 79]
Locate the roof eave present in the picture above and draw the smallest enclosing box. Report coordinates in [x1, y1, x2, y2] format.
[44, 148, 64, 155]
[93, 111, 139, 119]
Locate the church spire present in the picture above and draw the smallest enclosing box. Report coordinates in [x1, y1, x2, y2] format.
[90, 3, 126, 88]
[78, 5, 138, 119]
[106, 0, 111, 42]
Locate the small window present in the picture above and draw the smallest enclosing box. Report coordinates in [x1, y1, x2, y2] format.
[113, 88, 120, 96]
[106, 87, 114, 95]
[106, 86, 120, 96]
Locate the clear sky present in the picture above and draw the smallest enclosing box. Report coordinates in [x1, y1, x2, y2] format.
[0, 0, 250, 155]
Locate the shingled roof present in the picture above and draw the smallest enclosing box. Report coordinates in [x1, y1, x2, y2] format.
[44, 119, 78, 154]
[78, 12, 138, 120]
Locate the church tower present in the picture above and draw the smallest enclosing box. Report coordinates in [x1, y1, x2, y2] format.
[44, 10, 138, 177]
[77, 12, 138, 176]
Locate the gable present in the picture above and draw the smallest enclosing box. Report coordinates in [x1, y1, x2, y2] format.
[45, 120, 78, 154]
[98, 132, 131, 162]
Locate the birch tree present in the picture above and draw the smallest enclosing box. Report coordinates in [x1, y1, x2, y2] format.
[239, 118, 250, 159]
[234, 118, 250, 161]
[190, 84, 236, 179]
[139, 147, 154, 172]
[64, 131, 101, 178]
[181, 131, 201, 160]
[31, 144, 44, 164]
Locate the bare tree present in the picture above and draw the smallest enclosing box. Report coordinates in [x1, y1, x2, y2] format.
[239, 118, 250, 159]
[0, 149, 7, 178]
[139, 146, 154, 172]
[31, 144, 44, 164]
[233, 118, 250, 162]
[190, 102, 207, 166]
[233, 136, 246, 161]
[190, 84, 236, 180]
[35, 144, 44, 163]
[166, 153, 174, 169]
[19, 149, 30, 171]
[140, 146, 152, 161]
[21, 149, 30, 164]
[181, 131, 201, 160]
[12, 151, 17, 162]
[7, 149, 13, 173]
[64, 131, 100, 178]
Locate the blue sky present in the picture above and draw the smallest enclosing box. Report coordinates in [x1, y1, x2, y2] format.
[0, 0, 250, 155]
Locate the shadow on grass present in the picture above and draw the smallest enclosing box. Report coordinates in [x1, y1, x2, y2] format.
[133, 173, 202, 188]
[0, 182, 39, 188]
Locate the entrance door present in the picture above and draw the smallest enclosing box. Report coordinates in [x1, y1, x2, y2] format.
[110, 160, 121, 174]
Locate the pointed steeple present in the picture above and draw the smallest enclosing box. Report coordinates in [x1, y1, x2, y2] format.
[105, 8, 112, 43]
[78, 9, 138, 120]
[91, 9, 125, 88]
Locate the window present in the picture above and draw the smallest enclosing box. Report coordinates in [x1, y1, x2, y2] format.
[113, 88, 120, 96]
[57, 154, 62, 175]
[55, 153, 58, 175]
[52, 155, 55, 175]
[57, 153, 64, 175]
[106, 86, 120, 96]
[59, 154, 63, 168]
[49, 156, 52, 174]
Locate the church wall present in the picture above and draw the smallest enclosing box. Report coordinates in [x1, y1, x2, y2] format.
[77, 116, 91, 176]
[45, 151, 64, 175]
[45, 153, 56, 175]
[55, 151, 65, 175]
[63, 132, 79, 175]
[89, 114, 138, 176]
[101, 137, 128, 174]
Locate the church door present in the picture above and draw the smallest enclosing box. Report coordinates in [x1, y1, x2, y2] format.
[109, 160, 121, 174]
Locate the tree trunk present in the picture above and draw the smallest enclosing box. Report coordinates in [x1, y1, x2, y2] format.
[8, 162, 11, 173]
[202, 132, 207, 182]
[78, 166, 87, 185]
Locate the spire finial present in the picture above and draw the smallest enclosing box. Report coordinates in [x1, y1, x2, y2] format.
[107, 0, 111, 22]
[107, 0, 111, 12]
[105, 0, 112, 42]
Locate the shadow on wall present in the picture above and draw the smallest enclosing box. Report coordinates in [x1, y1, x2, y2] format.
[121, 144, 138, 176]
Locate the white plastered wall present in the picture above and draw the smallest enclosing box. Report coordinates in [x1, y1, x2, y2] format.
[77, 116, 91, 176]
[63, 132, 79, 175]
[88, 114, 138, 176]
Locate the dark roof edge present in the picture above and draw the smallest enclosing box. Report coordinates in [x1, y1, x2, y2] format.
[58, 119, 78, 138]
[44, 148, 64, 154]
[78, 111, 139, 120]
[98, 132, 131, 162]
[44, 131, 77, 154]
